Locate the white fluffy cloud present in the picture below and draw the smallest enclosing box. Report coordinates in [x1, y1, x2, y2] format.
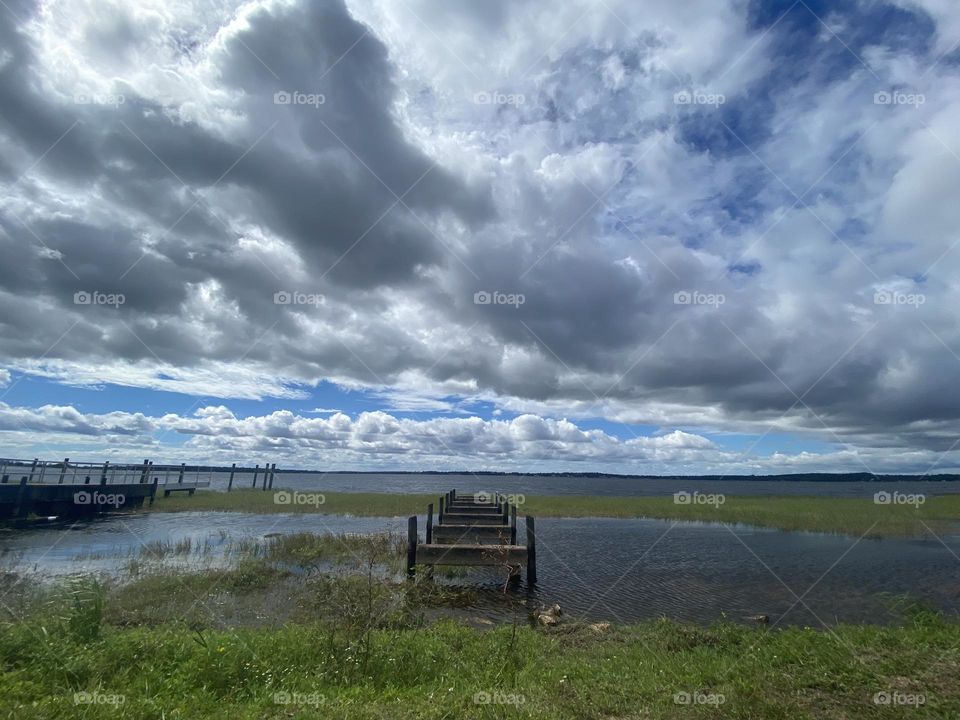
[2, 0, 960, 470]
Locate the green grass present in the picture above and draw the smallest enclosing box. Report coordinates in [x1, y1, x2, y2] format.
[1, 610, 957, 718]
[152, 489, 960, 538]
[2, 531, 958, 718]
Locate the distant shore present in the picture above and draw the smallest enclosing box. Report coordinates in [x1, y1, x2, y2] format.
[151, 490, 960, 539]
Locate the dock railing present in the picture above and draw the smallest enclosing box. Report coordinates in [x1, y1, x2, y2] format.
[0, 458, 214, 487]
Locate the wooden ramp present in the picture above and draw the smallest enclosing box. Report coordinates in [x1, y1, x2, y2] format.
[406, 490, 536, 584]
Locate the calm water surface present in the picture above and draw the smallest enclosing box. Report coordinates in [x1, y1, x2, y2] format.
[201, 471, 960, 499]
[3, 512, 958, 626]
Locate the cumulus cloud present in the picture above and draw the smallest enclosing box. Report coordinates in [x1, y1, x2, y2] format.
[1, 0, 960, 470]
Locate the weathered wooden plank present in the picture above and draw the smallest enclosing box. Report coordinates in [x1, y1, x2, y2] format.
[432, 525, 512, 544]
[441, 512, 507, 524]
[415, 544, 527, 566]
[445, 505, 501, 514]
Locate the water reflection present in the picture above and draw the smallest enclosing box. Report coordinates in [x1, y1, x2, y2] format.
[2, 513, 957, 626]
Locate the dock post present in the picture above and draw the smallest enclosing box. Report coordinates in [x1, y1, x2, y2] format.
[438, 495, 444, 524]
[101, 461, 109, 484]
[177, 463, 185, 484]
[510, 504, 517, 544]
[139, 459, 150, 484]
[57, 458, 69, 485]
[407, 515, 417, 577]
[14, 477, 30, 518]
[502, 498, 508, 525]
[426, 502, 433, 544]
[227, 463, 236, 492]
[451, 488, 456, 502]
[28, 459, 37, 483]
[268, 463, 276, 490]
[150, 478, 158, 506]
[252, 464, 259, 488]
[526, 516, 537, 585]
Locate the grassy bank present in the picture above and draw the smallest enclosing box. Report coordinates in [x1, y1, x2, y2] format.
[153, 489, 960, 538]
[1, 599, 957, 718]
[1, 528, 957, 719]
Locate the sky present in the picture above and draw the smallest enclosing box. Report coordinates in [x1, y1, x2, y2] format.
[0, 0, 959, 474]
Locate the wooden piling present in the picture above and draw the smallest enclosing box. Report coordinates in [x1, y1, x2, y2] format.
[407, 515, 418, 576]
[139, 459, 150, 484]
[426, 502, 434, 544]
[510, 504, 517, 544]
[526, 516, 537, 585]
[14, 477, 29, 518]
[438, 495, 445, 524]
[57, 458, 70, 485]
[28, 458, 38, 483]
[177, 463, 185, 484]
[252, 464, 259, 488]
[101, 461, 109, 484]
[150, 478, 159, 506]
[268, 463, 276, 490]
[227, 463, 236, 492]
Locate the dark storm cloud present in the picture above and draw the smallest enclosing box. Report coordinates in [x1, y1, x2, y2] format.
[0, 0, 959, 467]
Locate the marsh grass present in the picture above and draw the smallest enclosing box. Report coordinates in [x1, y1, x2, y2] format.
[3, 530, 959, 718]
[153, 490, 960, 538]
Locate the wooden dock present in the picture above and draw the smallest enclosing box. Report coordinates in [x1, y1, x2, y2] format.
[406, 490, 536, 584]
[0, 458, 211, 519]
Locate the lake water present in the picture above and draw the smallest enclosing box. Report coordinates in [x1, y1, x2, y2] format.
[202, 471, 960, 499]
[3, 511, 958, 627]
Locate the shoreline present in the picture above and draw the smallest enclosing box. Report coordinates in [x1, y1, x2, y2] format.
[2, 529, 957, 718]
[149, 490, 960, 539]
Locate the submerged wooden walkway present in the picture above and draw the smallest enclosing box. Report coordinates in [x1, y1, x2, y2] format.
[406, 490, 536, 584]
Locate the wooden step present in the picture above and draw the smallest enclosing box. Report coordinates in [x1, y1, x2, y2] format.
[445, 505, 501, 514]
[415, 543, 527, 566]
[441, 512, 506, 524]
[432, 524, 512, 544]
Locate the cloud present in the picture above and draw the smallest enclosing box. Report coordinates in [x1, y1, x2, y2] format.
[1, 0, 960, 468]
[0, 400, 955, 473]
